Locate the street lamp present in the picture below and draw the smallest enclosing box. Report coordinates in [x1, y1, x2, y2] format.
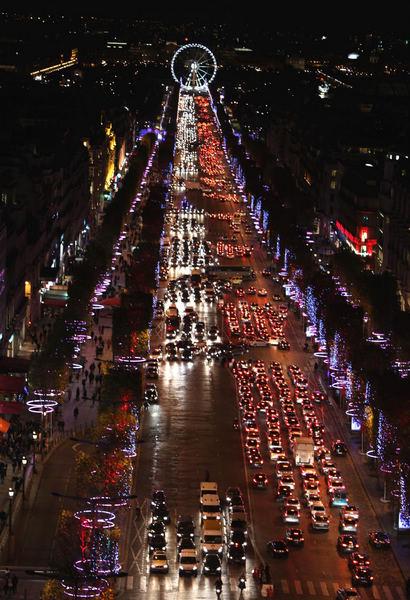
[22, 456, 28, 501]
[8, 487, 14, 540]
[32, 431, 38, 473]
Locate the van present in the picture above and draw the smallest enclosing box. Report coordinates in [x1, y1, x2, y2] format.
[200, 482, 218, 502]
[201, 494, 221, 521]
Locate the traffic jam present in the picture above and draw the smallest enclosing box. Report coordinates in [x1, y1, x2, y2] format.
[142, 88, 397, 599]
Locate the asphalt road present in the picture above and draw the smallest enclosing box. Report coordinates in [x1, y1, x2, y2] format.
[122, 96, 406, 600]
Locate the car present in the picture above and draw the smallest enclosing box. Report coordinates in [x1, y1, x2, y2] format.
[149, 533, 166, 554]
[258, 288, 268, 297]
[337, 534, 359, 553]
[144, 385, 159, 404]
[330, 489, 349, 507]
[368, 530, 391, 548]
[332, 440, 348, 456]
[283, 507, 300, 524]
[151, 490, 166, 507]
[152, 504, 170, 524]
[348, 552, 370, 570]
[311, 390, 326, 403]
[275, 485, 293, 501]
[147, 518, 165, 538]
[339, 516, 358, 533]
[336, 588, 361, 600]
[226, 487, 242, 503]
[284, 497, 301, 511]
[230, 529, 247, 548]
[352, 566, 373, 586]
[267, 540, 288, 557]
[177, 536, 196, 557]
[176, 515, 195, 539]
[311, 513, 330, 531]
[285, 527, 304, 546]
[229, 495, 245, 511]
[146, 366, 159, 379]
[341, 506, 360, 521]
[227, 543, 246, 564]
[203, 553, 222, 575]
[251, 472, 268, 489]
[278, 339, 290, 350]
[150, 550, 169, 573]
[278, 474, 295, 489]
[179, 549, 198, 576]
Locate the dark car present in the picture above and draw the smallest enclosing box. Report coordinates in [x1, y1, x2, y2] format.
[177, 536, 196, 556]
[203, 553, 222, 575]
[352, 566, 373, 586]
[152, 504, 170, 524]
[151, 490, 166, 507]
[230, 529, 247, 548]
[176, 515, 195, 540]
[337, 535, 359, 553]
[285, 528, 304, 546]
[149, 533, 166, 554]
[332, 440, 348, 456]
[278, 339, 290, 351]
[336, 589, 361, 600]
[369, 530, 391, 549]
[267, 540, 288, 557]
[348, 552, 370, 570]
[147, 520, 165, 539]
[275, 485, 293, 501]
[227, 543, 246, 564]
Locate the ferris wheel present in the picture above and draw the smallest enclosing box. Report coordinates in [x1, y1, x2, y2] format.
[171, 43, 217, 92]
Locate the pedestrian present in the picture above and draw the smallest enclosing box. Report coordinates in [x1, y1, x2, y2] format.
[85, 369, 89, 380]
[76, 387, 80, 400]
[73, 407, 79, 419]
[264, 563, 270, 583]
[314, 362, 318, 371]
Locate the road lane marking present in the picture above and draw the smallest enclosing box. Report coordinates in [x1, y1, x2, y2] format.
[281, 579, 290, 593]
[396, 586, 406, 600]
[139, 575, 147, 591]
[320, 581, 329, 596]
[306, 580, 315, 595]
[294, 580, 303, 595]
[372, 585, 381, 599]
[230, 577, 237, 592]
[383, 585, 394, 600]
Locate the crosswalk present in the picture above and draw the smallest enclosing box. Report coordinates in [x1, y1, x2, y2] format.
[127, 574, 406, 599]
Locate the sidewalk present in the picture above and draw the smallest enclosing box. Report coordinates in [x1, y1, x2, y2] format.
[309, 363, 410, 582]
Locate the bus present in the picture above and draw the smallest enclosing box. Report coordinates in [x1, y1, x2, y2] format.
[206, 265, 256, 281]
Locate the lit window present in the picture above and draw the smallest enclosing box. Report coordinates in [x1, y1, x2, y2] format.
[330, 181, 336, 189]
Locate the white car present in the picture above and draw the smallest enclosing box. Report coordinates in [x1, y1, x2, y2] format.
[283, 506, 300, 523]
[340, 505, 360, 521]
[339, 516, 358, 533]
[179, 549, 198, 576]
[311, 513, 330, 530]
[310, 502, 326, 516]
[284, 497, 301, 511]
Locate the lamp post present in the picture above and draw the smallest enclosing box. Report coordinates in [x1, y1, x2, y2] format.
[8, 487, 14, 545]
[32, 431, 38, 474]
[22, 456, 28, 501]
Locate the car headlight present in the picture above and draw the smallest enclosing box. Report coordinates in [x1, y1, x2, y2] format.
[203, 548, 208, 553]
[193, 566, 197, 571]
[204, 567, 209, 571]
